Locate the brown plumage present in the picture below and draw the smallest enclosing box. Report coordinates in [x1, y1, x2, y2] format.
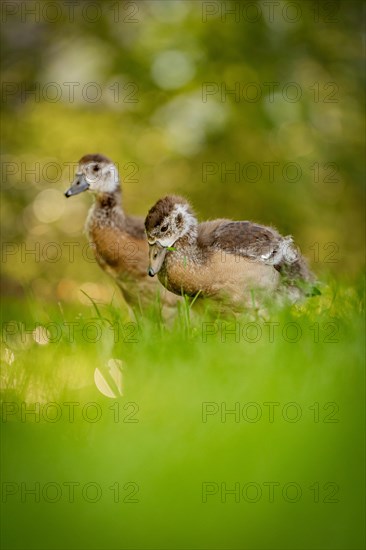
[145, 195, 315, 310]
[64, 155, 179, 316]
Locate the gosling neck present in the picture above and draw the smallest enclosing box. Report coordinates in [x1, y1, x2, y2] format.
[95, 188, 122, 210]
[174, 224, 199, 251]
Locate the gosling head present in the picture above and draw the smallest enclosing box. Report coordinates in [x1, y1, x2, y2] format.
[145, 195, 196, 247]
[148, 242, 166, 277]
[145, 195, 197, 277]
[65, 153, 120, 198]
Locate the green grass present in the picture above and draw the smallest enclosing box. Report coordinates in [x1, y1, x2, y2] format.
[1, 279, 365, 550]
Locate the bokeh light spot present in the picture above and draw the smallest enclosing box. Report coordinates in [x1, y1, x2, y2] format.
[94, 359, 123, 398]
[33, 189, 65, 223]
[151, 50, 195, 90]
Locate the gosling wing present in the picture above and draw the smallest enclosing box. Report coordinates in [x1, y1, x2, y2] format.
[210, 221, 290, 265]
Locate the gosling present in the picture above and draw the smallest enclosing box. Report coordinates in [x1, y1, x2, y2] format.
[145, 195, 315, 311]
[64, 154, 179, 317]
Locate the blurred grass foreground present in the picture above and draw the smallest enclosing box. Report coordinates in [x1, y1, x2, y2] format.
[0, 1, 365, 549]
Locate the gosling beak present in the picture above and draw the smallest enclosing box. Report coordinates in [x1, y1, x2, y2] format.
[148, 242, 167, 277]
[64, 174, 89, 197]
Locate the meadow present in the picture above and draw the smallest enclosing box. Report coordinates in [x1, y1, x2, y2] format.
[1, 277, 364, 549]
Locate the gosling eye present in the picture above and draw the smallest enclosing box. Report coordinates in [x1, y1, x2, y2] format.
[93, 164, 99, 172]
[161, 224, 168, 233]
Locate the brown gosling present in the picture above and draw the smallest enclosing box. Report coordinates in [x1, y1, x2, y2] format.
[64, 154, 179, 317]
[145, 195, 315, 311]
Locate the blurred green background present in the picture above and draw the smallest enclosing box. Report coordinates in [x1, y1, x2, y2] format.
[1, 0, 364, 302]
[1, 1, 365, 549]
